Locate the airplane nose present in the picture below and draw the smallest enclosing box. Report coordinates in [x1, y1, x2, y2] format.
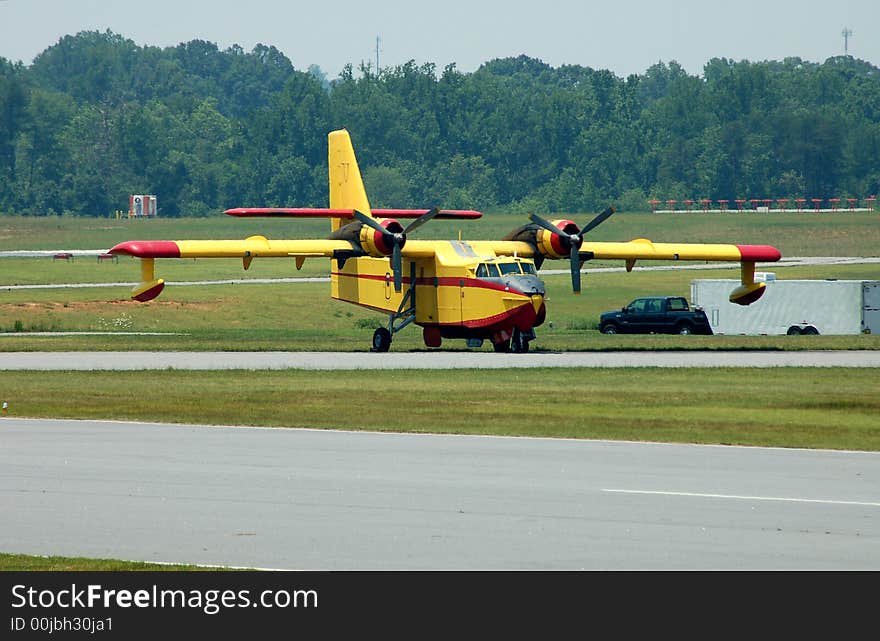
[531, 294, 543, 314]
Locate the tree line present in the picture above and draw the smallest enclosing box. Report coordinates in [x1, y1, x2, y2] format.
[1, 30, 878, 217]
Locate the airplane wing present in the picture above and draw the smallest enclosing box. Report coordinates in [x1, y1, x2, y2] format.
[110, 238, 356, 301]
[579, 240, 781, 264]
[484, 237, 781, 304]
[582, 240, 782, 303]
[111, 238, 352, 260]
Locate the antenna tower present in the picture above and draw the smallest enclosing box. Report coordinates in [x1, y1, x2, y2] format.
[841, 27, 853, 55]
[376, 36, 381, 72]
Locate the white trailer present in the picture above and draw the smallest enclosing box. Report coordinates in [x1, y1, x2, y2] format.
[690, 278, 880, 335]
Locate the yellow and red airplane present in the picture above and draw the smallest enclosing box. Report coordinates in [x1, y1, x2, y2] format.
[110, 129, 781, 352]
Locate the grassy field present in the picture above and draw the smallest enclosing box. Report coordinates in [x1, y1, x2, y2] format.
[2, 263, 879, 352]
[0, 553, 221, 571]
[2, 368, 877, 450]
[2, 210, 878, 254]
[2, 211, 878, 353]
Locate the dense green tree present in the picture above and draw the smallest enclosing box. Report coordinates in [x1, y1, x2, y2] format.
[1, 32, 879, 218]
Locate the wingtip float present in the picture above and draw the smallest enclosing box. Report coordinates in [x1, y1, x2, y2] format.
[109, 128, 782, 351]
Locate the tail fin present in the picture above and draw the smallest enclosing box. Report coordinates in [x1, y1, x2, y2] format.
[328, 129, 371, 233]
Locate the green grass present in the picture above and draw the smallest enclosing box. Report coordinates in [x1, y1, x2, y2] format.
[2, 368, 877, 450]
[2, 210, 879, 256]
[2, 211, 878, 352]
[0, 553, 227, 571]
[2, 264, 879, 352]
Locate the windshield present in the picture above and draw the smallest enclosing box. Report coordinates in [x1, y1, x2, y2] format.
[498, 262, 521, 275]
[476, 261, 537, 277]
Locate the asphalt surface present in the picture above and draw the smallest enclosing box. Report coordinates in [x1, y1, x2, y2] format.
[1, 350, 879, 369]
[2, 418, 878, 569]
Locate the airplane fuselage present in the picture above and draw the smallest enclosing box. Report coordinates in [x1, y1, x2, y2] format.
[331, 241, 545, 348]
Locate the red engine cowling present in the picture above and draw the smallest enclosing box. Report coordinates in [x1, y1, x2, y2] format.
[536, 219, 579, 259]
[360, 219, 404, 257]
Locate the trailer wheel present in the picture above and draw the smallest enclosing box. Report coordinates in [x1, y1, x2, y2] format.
[786, 326, 802, 336]
[802, 326, 819, 335]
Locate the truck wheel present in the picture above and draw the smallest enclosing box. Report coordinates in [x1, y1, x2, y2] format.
[371, 327, 392, 352]
[786, 326, 802, 335]
[677, 323, 693, 335]
[600, 323, 617, 335]
[802, 326, 819, 335]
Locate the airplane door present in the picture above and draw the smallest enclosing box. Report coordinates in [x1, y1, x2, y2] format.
[458, 278, 465, 325]
[436, 273, 462, 325]
[415, 265, 439, 325]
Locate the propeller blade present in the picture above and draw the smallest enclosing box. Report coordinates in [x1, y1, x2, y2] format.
[528, 212, 565, 236]
[392, 243, 403, 292]
[578, 206, 615, 235]
[403, 207, 440, 235]
[570, 245, 581, 293]
[352, 210, 387, 234]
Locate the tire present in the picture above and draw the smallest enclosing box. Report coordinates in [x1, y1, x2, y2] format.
[786, 326, 802, 336]
[371, 327, 392, 352]
[492, 338, 511, 353]
[802, 326, 819, 335]
[600, 323, 618, 335]
[677, 323, 693, 335]
[511, 328, 530, 353]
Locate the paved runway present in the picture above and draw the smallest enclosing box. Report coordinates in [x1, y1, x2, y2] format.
[1, 350, 879, 369]
[1, 418, 877, 569]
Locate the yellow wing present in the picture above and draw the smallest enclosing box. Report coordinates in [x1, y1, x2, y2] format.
[110, 238, 355, 301]
[483, 238, 781, 305]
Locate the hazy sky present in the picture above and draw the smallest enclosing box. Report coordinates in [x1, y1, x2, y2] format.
[1, 0, 877, 79]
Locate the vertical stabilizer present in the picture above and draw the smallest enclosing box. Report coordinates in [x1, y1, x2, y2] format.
[328, 129, 371, 232]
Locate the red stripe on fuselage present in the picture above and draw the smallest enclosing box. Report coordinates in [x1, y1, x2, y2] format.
[331, 272, 528, 295]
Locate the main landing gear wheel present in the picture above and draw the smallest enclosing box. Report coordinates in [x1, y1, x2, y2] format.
[371, 327, 392, 352]
[493, 338, 511, 353]
[511, 328, 530, 353]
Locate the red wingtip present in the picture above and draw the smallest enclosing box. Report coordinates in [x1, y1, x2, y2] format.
[110, 241, 181, 258]
[737, 245, 782, 262]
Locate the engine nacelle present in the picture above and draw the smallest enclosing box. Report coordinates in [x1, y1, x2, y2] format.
[536, 219, 579, 259]
[503, 219, 579, 260]
[329, 217, 405, 258]
[359, 218, 404, 257]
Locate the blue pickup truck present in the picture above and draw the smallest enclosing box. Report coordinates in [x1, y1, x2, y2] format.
[599, 296, 713, 335]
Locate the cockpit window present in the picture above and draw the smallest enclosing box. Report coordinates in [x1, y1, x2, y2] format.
[476, 261, 536, 277]
[498, 262, 521, 275]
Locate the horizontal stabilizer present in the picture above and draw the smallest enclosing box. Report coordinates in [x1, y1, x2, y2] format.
[224, 207, 482, 220]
